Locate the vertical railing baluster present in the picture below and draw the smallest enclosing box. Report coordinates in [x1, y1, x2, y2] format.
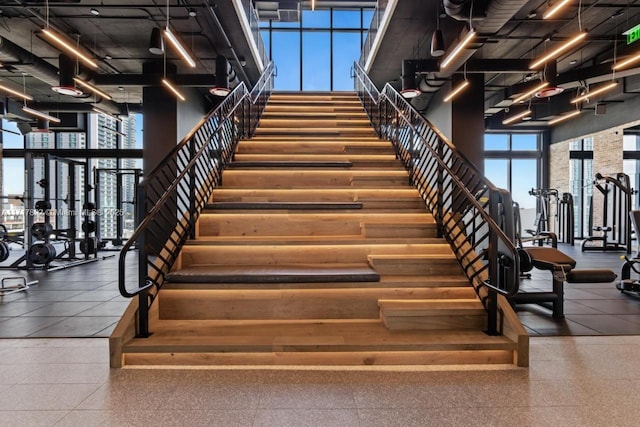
[136, 185, 149, 337]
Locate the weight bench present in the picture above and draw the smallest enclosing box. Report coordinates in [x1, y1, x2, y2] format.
[512, 247, 616, 318]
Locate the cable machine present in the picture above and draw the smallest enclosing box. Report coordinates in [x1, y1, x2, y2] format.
[581, 172, 634, 254]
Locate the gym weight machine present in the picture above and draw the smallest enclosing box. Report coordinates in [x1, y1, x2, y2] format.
[0, 152, 100, 270]
[93, 168, 142, 250]
[581, 172, 634, 254]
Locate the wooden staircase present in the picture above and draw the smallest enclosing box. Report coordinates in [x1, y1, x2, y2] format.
[110, 92, 528, 368]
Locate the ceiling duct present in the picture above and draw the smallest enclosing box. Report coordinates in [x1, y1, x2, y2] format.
[278, 1, 301, 22]
[443, 0, 487, 21]
[0, 36, 59, 86]
[421, 0, 531, 93]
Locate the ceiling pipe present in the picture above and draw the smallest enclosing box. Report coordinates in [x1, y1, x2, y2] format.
[0, 36, 59, 85]
[443, 0, 486, 21]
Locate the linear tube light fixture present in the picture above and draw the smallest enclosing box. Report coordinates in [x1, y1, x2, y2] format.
[612, 52, 640, 70]
[0, 84, 33, 101]
[41, 28, 98, 68]
[311, 0, 315, 11]
[73, 78, 112, 100]
[443, 80, 469, 102]
[513, 82, 549, 104]
[440, 29, 476, 70]
[529, 32, 586, 69]
[164, 27, 196, 68]
[570, 82, 618, 103]
[22, 106, 61, 123]
[161, 78, 186, 101]
[502, 109, 531, 125]
[92, 106, 122, 122]
[543, 0, 570, 20]
[548, 110, 581, 125]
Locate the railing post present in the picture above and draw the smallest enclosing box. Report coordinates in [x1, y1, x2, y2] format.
[188, 139, 197, 240]
[136, 184, 150, 337]
[436, 139, 444, 239]
[486, 189, 501, 335]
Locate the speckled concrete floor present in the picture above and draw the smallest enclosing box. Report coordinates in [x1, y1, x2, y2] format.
[1, 336, 640, 426]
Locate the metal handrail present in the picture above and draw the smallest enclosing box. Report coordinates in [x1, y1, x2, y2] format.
[118, 62, 274, 337]
[353, 61, 520, 334]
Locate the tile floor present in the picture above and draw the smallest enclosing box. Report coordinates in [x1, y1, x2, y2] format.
[2, 241, 640, 338]
[1, 336, 640, 426]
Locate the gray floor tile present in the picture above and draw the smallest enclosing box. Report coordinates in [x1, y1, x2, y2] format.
[28, 317, 120, 338]
[20, 301, 101, 317]
[0, 317, 64, 337]
[76, 301, 130, 317]
[0, 410, 69, 427]
[0, 301, 53, 316]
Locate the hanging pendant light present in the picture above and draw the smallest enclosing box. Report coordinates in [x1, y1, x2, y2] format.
[149, 27, 165, 55]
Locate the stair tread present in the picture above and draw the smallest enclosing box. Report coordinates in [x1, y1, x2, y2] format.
[166, 263, 380, 284]
[226, 161, 354, 169]
[124, 319, 515, 352]
[205, 201, 364, 210]
[186, 237, 442, 245]
[379, 298, 484, 310]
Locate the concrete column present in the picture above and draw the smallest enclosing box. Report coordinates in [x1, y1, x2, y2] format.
[451, 72, 485, 174]
[142, 61, 207, 176]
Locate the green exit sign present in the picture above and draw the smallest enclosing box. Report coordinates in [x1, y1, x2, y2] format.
[624, 24, 640, 45]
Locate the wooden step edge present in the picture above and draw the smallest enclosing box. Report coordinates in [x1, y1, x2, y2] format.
[185, 237, 444, 246]
[378, 299, 485, 314]
[204, 201, 363, 210]
[122, 349, 517, 367]
[226, 161, 354, 169]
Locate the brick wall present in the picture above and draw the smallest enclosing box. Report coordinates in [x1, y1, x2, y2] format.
[550, 119, 640, 234]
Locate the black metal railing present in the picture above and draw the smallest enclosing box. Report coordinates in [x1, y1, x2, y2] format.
[354, 61, 519, 334]
[118, 62, 274, 337]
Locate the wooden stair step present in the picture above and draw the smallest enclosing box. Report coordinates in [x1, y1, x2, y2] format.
[226, 160, 353, 169]
[379, 299, 487, 331]
[186, 237, 441, 246]
[211, 188, 422, 203]
[122, 319, 516, 355]
[158, 287, 480, 321]
[220, 170, 411, 189]
[159, 275, 472, 290]
[179, 243, 453, 266]
[205, 201, 363, 210]
[165, 263, 380, 284]
[253, 128, 376, 136]
[261, 112, 368, 119]
[259, 119, 372, 127]
[368, 254, 463, 275]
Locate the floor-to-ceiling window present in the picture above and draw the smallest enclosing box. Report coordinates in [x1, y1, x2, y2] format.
[484, 133, 543, 232]
[260, 7, 374, 91]
[623, 128, 640, 210]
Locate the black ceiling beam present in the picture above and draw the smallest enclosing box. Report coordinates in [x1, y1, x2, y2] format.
[93, 74, 217, 87]
[411, 59, 532, 74]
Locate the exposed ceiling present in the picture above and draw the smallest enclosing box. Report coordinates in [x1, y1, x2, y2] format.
[0, 0, 263, 124]
[365, 0, 640, 129]
[2, 0, 640, 131]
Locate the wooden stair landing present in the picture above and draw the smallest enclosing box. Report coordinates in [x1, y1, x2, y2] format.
[121, 320, 517, 366]
[165, 263, 380, 283]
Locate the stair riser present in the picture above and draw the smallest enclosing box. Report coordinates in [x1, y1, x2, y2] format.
[221, 171, 409, 189]
[259, 120, 372, 128]
[211, 189, 422, 203]
[237, 143, 394, 155]
[253, 130, 377, 137]
[159, 288, 477, 320]
[123, 350, 515, 366]
[369, 258, 464, 275]
[180, 245, 453, 266]
[198, 215, 436, 238]
[381, 315, 487, 330]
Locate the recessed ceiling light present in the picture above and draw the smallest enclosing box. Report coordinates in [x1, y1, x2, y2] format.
[118, 86, 124, 91]
[90, 8, 99, 16]
[527, 11, 537, 19]
[570, 59, 577, 65]
[52, 85, 83, 96]
[105, 55, 112, 60]
[188, 9, 197, 17]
